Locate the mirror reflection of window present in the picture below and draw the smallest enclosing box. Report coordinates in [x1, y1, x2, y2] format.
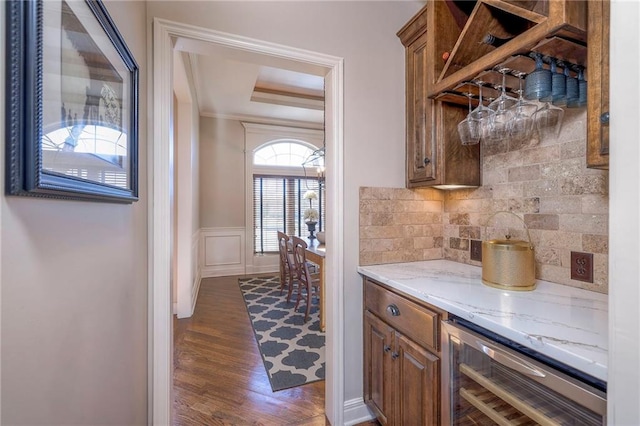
[42, 124, 128, 188]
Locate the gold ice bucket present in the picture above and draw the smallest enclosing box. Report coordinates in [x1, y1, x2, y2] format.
[482, 212, 536, 291]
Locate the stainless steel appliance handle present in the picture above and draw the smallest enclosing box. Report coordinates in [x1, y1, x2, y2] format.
[477, 340, 546, 378]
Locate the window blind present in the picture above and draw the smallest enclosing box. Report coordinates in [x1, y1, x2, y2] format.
[253, 174, 324, 254]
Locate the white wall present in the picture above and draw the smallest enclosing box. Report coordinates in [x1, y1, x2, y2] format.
[1, 1, 149, 424]
[146, 1, 420, 415]
[609, 0, 640, 423]
[199, 117, 245, 228]
[173, 51, 201, 318]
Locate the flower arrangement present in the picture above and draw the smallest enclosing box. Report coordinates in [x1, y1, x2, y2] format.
[303, 190, 319, 223]
[304, 208, 319, 223]
[303, 190, 318, 202]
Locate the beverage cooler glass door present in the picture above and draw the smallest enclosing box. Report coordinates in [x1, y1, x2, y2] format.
[441, 320, 606, 425]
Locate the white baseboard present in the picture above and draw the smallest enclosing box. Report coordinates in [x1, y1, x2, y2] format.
[245, 264, 279, 275]
[343, 398, 375, 426]
[201, 265, 247, 278]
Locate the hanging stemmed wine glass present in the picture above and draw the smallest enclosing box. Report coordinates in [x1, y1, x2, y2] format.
[523, 53, 564, 141]
[469, 80, 494, 141]
[534, 100, 564, 141]
[486, 66, 518, 143]
[457, 90, 481, 145]
[533, 62, 564, 141]
[508, 70, 539, 143]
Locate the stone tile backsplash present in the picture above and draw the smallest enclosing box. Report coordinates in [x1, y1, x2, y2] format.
[359, 109, 609, 293]
[359, 187, 444, 265]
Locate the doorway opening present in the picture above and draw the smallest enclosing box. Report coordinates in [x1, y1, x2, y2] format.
[151, 18, 345, 425]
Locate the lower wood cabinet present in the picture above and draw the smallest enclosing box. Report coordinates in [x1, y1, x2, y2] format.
[363, 278, 442, 425]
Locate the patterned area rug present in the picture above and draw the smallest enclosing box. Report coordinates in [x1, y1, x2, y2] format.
[238, 275, 325, 391]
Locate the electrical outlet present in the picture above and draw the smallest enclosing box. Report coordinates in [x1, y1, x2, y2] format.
[570, 251, 594, 283]
[470, 240, 482, 262]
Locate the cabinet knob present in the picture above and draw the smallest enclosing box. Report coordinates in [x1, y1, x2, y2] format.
[386, 304, 401, 316]
[601, 112, 610, 125]
[423, 157, 431, 165]
[384, 344, 391, 353]
[391, 352, 399, 360]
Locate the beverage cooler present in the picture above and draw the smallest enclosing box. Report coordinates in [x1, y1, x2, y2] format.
[441, 317, 607, 425]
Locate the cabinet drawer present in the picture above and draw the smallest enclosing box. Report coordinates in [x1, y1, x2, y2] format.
[364, 279, 440, 352]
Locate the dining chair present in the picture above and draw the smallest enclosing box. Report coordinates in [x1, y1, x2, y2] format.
[291, 236, 321, 322]
[277, 231, 295, 296]
[285, 247, 299, 305]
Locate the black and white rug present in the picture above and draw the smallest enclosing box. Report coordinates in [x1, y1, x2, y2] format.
[238, 275, 325, 392]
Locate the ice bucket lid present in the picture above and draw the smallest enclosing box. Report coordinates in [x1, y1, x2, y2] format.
[484, 239, 532, 251]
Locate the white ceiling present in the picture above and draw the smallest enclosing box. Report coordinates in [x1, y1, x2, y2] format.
[173, 37, 326, 129]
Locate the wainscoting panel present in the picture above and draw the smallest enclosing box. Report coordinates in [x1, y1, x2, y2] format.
[201, 227, 246, 277]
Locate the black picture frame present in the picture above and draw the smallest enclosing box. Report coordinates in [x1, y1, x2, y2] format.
[6, 0, 139, 203]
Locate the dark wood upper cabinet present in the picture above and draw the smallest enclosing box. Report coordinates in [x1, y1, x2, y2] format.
[398, 0, 609, 188]
[587, 0, 609, 169]
[398, 6, 481, 189]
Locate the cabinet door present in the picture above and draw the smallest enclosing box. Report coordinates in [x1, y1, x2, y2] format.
[364, 311, 395, 425]
[587, 0, 609, 169]
[406, 30, 436, 185]
[395, 333, 440, 426]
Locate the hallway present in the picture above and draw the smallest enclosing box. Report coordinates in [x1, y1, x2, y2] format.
[173, 274, 326, 425]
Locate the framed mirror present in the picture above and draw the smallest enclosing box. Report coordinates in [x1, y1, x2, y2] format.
[6, 0, 139, 203]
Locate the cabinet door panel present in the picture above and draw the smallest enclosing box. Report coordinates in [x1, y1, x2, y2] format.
[396, 333, 440, 426]
[364, 311, 394, 424]
[406, 30, 436, 185]
[587, 0, 609, 169]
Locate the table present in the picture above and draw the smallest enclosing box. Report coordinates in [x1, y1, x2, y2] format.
[304, 237, 326, 332]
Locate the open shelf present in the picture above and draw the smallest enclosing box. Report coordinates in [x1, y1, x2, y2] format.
[460, 387, 539, 426]
[531, 37, 587, 67]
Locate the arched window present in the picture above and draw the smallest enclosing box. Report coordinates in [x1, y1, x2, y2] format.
[254, 142, 316, 167]
[253, 141, 324, 254]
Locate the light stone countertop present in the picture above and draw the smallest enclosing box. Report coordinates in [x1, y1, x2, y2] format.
[357, 259, 608, 383]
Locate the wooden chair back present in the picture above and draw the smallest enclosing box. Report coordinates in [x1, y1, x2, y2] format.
[291, 236, 319, 321]
[277, 231, 291, 294]
[291, 236, 309, 284]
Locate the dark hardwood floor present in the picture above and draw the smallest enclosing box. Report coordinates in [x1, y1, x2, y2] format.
[173, 274, 380, 426]
[173, 274, 326, 425]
